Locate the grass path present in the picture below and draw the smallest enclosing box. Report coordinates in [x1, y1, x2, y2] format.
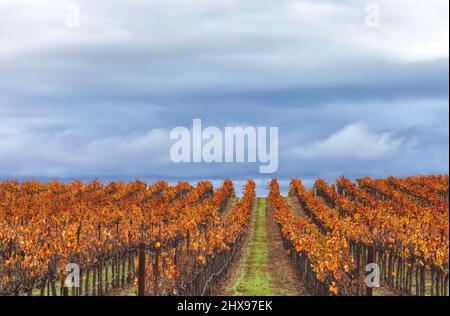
[230, 198, 272, 295]
[219, 198, 307, 296]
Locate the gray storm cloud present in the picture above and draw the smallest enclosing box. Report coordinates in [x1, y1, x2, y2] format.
[0, 0, 448, 194]
[292, 123, 404, 160]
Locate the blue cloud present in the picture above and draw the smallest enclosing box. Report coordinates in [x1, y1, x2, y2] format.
[0, 0, 448, 195]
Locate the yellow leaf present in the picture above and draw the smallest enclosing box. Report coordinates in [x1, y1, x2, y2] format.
[198, 255, 206, 264]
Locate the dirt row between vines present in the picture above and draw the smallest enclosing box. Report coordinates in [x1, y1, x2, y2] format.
[215, 198, 308, 296]
[117, 195, 309, 296]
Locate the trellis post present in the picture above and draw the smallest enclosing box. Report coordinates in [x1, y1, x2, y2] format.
[138, 243, 146, 296]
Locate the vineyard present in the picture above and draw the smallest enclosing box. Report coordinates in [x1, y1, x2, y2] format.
[0, 175, 448, 296]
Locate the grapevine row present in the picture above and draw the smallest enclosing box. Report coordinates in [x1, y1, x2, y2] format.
[268, 179, 358, 296]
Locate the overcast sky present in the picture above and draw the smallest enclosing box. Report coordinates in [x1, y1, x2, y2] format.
[0, 0, 448, 194]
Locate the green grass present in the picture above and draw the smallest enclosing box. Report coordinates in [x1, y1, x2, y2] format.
[230, 198, 274, 296]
